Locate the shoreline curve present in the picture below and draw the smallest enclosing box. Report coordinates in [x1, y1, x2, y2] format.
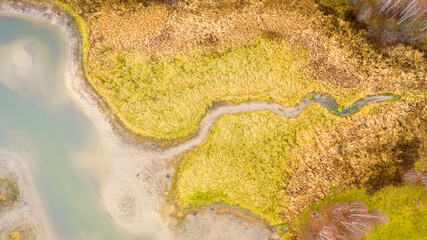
[0, 0, 399, 155]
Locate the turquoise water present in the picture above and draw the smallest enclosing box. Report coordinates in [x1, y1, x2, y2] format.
[0, 16, 130, 240]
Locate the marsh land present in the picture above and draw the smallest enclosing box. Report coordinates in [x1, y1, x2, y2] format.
[0, 0, 425, 239]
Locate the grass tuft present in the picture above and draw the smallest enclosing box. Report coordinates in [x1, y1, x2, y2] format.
[0, 177, 19, 212]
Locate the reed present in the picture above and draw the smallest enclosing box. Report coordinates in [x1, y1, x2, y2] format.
[173, 99, 425, 231]
[56, 0, 426, 141]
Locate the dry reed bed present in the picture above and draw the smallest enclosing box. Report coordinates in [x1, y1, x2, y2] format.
[284, 99, 426, 221]
[174, 99, 426, 227]
[61, 0, 425, 141]
[50, 0, 426, 238]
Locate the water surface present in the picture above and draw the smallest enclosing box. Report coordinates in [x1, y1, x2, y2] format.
[0, 15, 130, 240]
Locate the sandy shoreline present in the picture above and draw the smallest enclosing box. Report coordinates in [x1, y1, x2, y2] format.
[0, 151, 54, 240]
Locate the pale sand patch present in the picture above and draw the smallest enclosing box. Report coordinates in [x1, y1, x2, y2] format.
[12, 45, 32, 71]
[0, 151, 54, 240]
[168, 209, 277, 240]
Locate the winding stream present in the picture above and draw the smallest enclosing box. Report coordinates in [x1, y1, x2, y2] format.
[161, 93, 396, 157]
[0, 7, 397, 240]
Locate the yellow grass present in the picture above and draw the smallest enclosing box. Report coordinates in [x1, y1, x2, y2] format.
[6, 231, 21, 240]
[57, 0, 425, 142]
[173, 99, 425, 227]
[174, 104, 344, 225]
[4, 224, 36, 240]
[53, 0, 90, 61]
[0, 192, 5, 201]
[88, 37, 357, 140]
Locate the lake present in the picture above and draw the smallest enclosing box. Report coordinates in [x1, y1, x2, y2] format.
[0, 15, 131, 240]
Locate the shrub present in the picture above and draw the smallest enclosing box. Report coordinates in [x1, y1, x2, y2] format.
[403, 169, 427, 185]
[318, 0, 427, 48]
[0, 177, 20, 211]
[0, 192, 5, 201]
[302, 200, 388, 240]
[356, 0, 427, 46]
[6, 231, 21, 240]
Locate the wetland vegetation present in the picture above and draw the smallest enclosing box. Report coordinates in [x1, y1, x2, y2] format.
[58, 0, 425, 142]
[5, 226, 35, 240]
[49, 0, 426, 238]
[291, 185, 427, 240]
[1, 0, 425, 239]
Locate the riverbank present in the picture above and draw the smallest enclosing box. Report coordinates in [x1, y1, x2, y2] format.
[0, 151, 54, 240]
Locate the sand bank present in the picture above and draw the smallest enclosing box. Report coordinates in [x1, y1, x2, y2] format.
[0, 151, 54, 240]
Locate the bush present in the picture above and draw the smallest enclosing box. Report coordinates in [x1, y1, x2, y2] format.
[301, 200, 388, 240]
[356, 0, 427, 46]
[318, 0, 427, 48]
[0, 177, 20, 211]
[0, 192, 5, 201]
[6, 232, 21, 240]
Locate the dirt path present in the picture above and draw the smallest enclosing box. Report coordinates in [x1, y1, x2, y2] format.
[0, 1, 396, 240]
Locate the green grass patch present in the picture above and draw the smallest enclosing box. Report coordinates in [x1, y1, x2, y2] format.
[88, 36, 361, 140]
[173, 104, 344, 225]
[317, 0, 352, 18]
[0, 177, 20, 211]
[293, 184, 427, 240]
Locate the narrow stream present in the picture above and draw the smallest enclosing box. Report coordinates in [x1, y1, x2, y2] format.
[0, 16, 130, 240]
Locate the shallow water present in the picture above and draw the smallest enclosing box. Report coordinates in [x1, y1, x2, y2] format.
[0, 16, 131, 240]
